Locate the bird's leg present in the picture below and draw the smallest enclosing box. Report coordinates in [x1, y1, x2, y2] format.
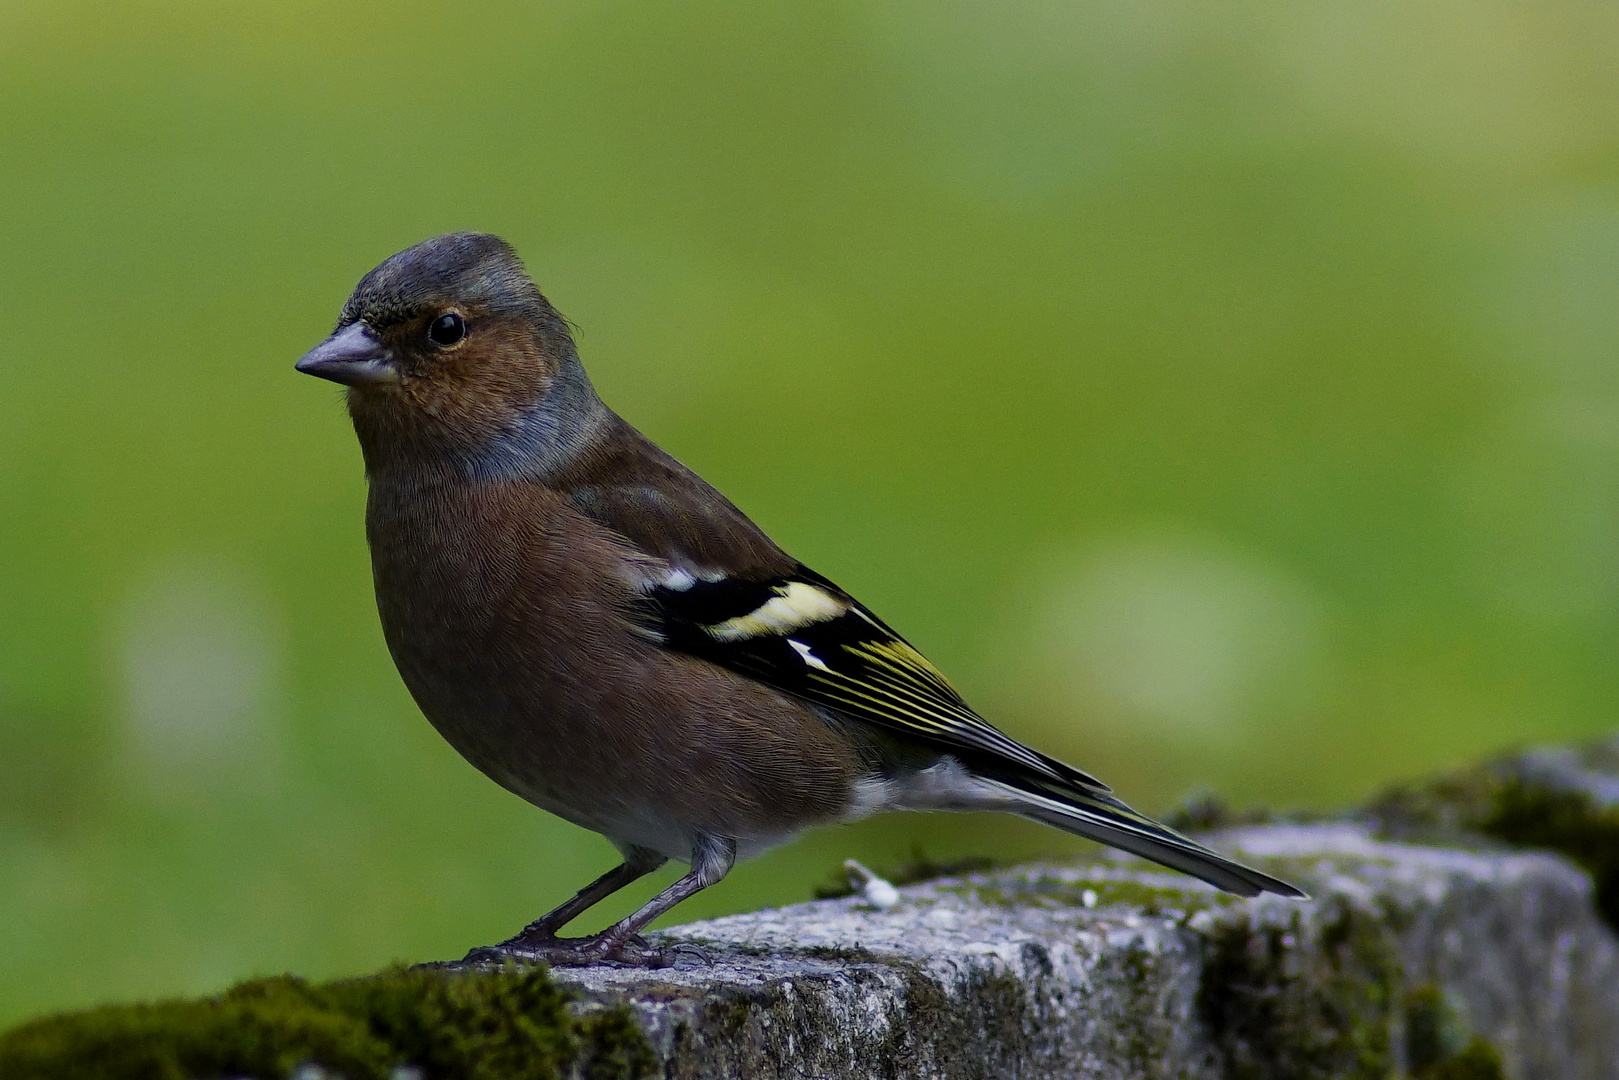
[475, 836, 736, 968]
[580, 835, 735, 964]
[505, 846, 667, 947]
[462, 847, 666, 964]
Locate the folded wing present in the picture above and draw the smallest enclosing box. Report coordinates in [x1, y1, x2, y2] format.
[640, 565, 1111, 794]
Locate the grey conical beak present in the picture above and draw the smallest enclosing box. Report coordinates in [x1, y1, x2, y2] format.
[296, 323, 400, 386]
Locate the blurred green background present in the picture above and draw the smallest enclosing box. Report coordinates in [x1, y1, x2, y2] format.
[3, 0, 1618, 1025]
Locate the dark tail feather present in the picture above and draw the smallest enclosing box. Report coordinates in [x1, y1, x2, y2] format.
[980, 775, 1307, 899]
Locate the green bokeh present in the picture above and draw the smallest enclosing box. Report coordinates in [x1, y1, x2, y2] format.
[3, 0, 1618, 1024]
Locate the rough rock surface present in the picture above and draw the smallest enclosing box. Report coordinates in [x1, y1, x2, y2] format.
[536, 824, 1618, 1080]
[8, 744, 1616, 1079]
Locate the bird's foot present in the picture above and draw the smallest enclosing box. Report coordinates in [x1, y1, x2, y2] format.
[462, 932, 694, 969]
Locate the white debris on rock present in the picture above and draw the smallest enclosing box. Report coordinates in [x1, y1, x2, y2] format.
[841, 859, 900, 911]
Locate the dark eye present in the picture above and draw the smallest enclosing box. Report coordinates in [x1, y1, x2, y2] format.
[428, 312, 466, 347]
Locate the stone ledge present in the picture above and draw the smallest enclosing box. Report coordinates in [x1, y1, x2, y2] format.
[542, 824, 1618, 1080]
[8, 738, 1619, 1079]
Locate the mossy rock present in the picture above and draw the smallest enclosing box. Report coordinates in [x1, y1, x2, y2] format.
[0, 965, 655, 1080]
[1197, 896, 1399, 1080]
[1369, 736, 1619, 930]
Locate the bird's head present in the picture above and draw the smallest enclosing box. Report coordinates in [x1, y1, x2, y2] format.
[297, 233, 607, 479]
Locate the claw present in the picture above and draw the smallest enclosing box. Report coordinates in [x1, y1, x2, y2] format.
[462, 944, 521, 966]
[668, 942, 712, 967]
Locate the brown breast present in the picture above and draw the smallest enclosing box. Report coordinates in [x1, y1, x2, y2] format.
[363, 475, 865, 851]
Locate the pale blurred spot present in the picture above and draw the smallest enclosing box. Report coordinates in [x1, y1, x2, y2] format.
[1272, 1, 1619, 175]
[869, 0, 1619, 206]
[1457, 195, 1619, 620]
[1488, 194, 1619, 391]
[117, 560, 283, 793]
[1025, 535, 1324, 737]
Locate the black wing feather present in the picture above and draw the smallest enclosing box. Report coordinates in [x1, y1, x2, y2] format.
[643, 564, 1110, 793]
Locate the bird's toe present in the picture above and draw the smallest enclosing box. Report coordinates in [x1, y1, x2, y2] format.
[460, 935, 684, 969]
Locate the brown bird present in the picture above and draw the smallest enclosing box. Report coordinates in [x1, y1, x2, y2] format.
[295, 233, 1303, 967]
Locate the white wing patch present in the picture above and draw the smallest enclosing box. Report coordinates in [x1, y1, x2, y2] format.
[649, 566, 730, 592]
[660, 568, 698, 591]
[788, 638, 830, 670]
[706, 582, 849, 642]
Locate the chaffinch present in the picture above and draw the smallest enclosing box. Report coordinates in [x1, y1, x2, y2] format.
[296, 233, 1303, 967]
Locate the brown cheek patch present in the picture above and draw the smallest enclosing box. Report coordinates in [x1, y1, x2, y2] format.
[380, 321, 555, 446]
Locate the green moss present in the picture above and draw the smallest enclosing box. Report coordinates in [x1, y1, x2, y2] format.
[1198, 897, 1397, 1080]
[1478, 781, 1619, 931]
[812, 848, 1000, 900]
[792, 943, 888, 964]
[945, 871, 1218, 919]
[1404, 984, 1505, 1080]
[1404, 983, 1462, 1074]
[1078, 877, 1207, 915]
[1419, 1038, 1505, 1080]
[572, 1006, 660, 1080]
[1162, 789, 1272, 832]
[1163, 790, 1339, 834]
[865, 960, 1034, 1079]
[866, 963, 950, 1074]
[0, 965, 655, 1080]
[1109, 939, 1173, 1072]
